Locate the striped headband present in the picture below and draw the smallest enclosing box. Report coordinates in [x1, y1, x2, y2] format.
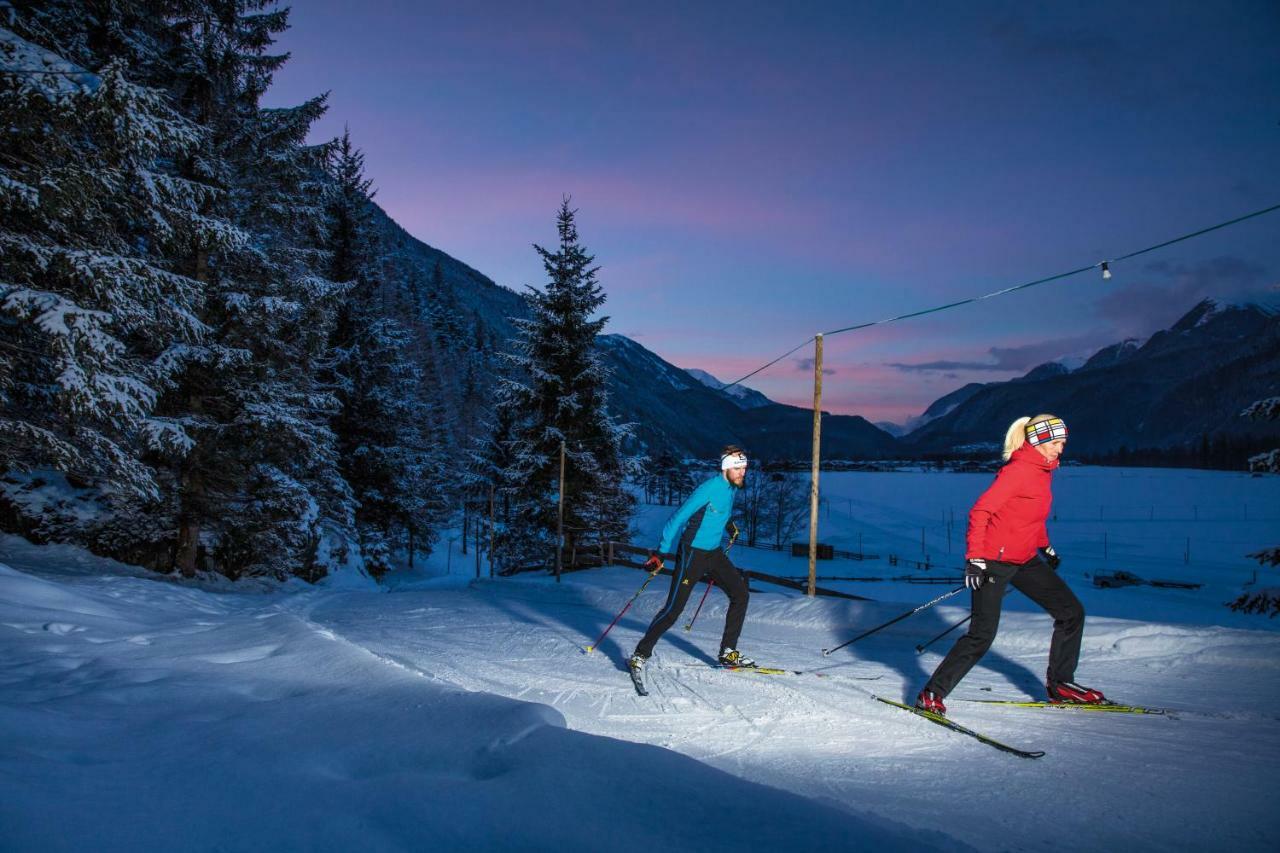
[721, 452, 749, 471]
[1025, 417, 1068, 446]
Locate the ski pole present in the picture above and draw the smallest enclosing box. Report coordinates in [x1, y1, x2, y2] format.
[915, 613, 971, 654]
[822, 586, 965, 656]
[585, 566, 663, 653]
[914, 584, 1012, 653]
[683, 579, 715, 631]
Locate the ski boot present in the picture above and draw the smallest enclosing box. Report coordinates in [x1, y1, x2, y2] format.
[627, 654, 649, 696]
[718, 647, 757, 668]
[1047, 681, 1107, 704]
[915, 689, 947, 716]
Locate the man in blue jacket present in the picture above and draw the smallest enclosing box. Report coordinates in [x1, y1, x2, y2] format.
[629, 446, 754, 676]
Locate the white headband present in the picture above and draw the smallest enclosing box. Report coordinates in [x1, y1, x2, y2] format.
[721, 452, 748, 471]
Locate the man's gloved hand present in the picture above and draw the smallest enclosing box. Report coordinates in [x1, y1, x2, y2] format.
[1041, 546, 1061, 571]
[726, 521, 740, 546]
[643, 554, 665, 573]
[965, 558, 988, 590]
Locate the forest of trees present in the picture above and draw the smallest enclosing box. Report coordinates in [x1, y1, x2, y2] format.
[0, 2, 630, 581]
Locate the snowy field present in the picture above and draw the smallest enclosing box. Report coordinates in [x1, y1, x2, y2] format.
[2, 468, 1279, 852]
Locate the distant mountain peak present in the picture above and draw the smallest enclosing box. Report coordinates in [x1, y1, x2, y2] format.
[1080, 337, 1143, 371]
[902, 294, 1280, 456]
[684, 367, 727, 389]
[1172, 297, 1276, 332]
[1016, 361, 1072, 383]
[684, 368, 773, 409]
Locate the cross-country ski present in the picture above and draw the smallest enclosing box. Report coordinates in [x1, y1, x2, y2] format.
[873, 696, 1047, 759]
[957, 698, 1171, 715]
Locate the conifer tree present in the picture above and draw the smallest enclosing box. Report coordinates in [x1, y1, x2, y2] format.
[0, 27, 219, 502]
[137, 1, 354, 578]
[493, 199, 632, 568]
[326, 130, 449, 576]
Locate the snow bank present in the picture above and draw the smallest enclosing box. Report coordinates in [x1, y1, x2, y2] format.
[0, 538, 964, 852]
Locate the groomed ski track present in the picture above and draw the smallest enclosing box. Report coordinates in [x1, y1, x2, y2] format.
[310, 567, 1280, 852]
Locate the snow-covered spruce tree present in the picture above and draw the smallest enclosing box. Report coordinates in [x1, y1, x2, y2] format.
[492, 199, 633, 569]
[462, 367, 520, 565]
[0, 27, 222, 536]
[141, 1, 355, 579]
[1228, 396, 1280, 616]
[326, 129, 450, 577]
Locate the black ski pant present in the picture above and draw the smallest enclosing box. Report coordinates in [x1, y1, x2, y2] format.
[635, 547, 750, 658]
[923, 558, 1085, 698]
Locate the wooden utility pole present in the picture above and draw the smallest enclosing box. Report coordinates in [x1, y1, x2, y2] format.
[556, 440, 566, 583]
[807, 334, 824, 597]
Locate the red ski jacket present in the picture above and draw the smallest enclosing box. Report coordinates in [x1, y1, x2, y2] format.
[965, 443, 1056, 564]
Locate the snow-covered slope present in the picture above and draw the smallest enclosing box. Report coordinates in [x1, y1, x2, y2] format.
[0, 535, 959, 852]
[4, 464, 1278, 851]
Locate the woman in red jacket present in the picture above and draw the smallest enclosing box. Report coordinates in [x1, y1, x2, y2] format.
[915, 414, 1105, 716]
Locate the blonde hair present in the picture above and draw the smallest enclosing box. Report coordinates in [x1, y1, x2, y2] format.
[1002, 413, 1057, 461]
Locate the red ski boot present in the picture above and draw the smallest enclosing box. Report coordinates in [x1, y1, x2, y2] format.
[1047, 681, 1107, 704]
[915, 689, 947, 716]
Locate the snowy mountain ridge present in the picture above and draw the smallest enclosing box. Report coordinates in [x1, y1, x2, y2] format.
[903, 298, 1280, 456]
[369, 213, 891, 459]
[684, 368, 774, 409]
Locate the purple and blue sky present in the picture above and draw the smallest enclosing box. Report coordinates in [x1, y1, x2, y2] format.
[264, 1, 1280, 423]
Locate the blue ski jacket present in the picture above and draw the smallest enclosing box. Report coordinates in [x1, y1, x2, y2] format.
[658, 474, 736, 555]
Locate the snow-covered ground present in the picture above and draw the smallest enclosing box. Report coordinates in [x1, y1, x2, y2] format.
[2, 468, 1278, 851]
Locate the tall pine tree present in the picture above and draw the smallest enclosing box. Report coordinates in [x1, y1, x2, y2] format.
[493, 199, 632, 568]
[326, 129, 450, 576]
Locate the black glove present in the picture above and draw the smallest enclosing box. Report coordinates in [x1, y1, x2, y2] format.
[965, 558, 987, 590]
[726, 521, 740, 546]
[1040, 546, 1061, 571]
[643, 554, 665, 573]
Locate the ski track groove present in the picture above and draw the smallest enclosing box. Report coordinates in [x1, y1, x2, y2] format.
[291, 585, 1280, 852]
[306, 578, 1280, 851]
